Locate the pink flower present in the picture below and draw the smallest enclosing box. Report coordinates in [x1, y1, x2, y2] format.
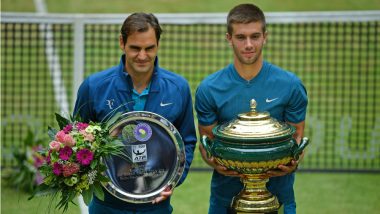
[49, 140, 61, 152]
[62, 134, 76, 147]
[80, 130, 95, 142]
[52, 162, 63, 176]
[33, 155, 45, 168]
[62, 163, 80, 177]
[76, 122, 89, 131]
[63, 124, 73, 134]
[55, 130, 66, 142]
[76, 149, 94, 166]
[59, 146, 73, 161]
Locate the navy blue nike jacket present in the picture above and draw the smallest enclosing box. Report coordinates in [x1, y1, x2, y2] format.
[73, 55, 197, 211]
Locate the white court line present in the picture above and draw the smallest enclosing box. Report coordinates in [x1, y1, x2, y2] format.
[33, 1, 86, 213]
[33, 0, 70, 115]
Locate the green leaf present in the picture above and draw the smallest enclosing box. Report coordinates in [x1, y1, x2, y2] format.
[47, 126, 58, 140]
[93, 182, 104, 201]
[97, 174, 110, 182]
[104, 111, 123, 130]
[50, 152, 59, 162]
[68, 191, 78, 204]
[57, 197, 69, 212]
[55, 189, 78, 212]
[90, 159, 98, 169]
[72, 102, 88, 122]
[97, 164, 108, 172]
[55, 113, 71, 129]
[28, 184, 57, 200]
[81, 186, 94, 206]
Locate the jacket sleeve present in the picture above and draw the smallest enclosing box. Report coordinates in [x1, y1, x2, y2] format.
[73, 78, 95, 123]
[175, 82, 197, 186]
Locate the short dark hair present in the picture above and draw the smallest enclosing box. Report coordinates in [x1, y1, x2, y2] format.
[120, 13, 162, 44]
[227, 4, 266, 35]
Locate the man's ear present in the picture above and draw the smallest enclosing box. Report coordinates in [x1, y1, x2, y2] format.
[226, 33, 232, 46]
[119, 35, 125, 51]
[263, 31, 268, 45]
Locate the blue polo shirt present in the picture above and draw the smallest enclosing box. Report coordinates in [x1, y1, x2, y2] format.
[195, 61, 308, 214]
[132, 83, 151, 111]
[74, 55, 197, 212]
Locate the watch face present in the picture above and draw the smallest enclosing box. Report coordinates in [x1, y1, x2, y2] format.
[103, 111, 185, 203]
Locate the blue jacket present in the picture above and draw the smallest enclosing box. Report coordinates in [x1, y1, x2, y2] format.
[73, 55, 197, 211]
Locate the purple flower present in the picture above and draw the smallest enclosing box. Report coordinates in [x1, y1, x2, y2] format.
[63, 124, 73, 134]
[52, 162, 63, 176]
[59, 146, 73, 161]
[33, 156, 45, 168]
[46, 150, 51, 164]
[76, 149, 94, 166]
[35, 172, 44, 185]
[76, 122, 89, 131]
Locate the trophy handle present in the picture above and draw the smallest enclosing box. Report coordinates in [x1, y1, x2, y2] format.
[293, 137, 309, 160]
[201, 135, 213, 158]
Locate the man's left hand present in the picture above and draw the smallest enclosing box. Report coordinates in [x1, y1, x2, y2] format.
[152, 186, 172, 204]
[266, 160, 298, 177]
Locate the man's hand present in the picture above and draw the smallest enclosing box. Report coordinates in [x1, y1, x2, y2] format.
[208, 156, 240, 177]
[266, 121, 306, 177]
[152, 186, 172, 204]
[198, 124, 241, 177]
[199, 143, 240, 177]
[266, 159, 298, 177]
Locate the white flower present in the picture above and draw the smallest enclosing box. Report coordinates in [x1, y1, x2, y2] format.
[85, 125, 102, 133]
[88, 170, 97, 185]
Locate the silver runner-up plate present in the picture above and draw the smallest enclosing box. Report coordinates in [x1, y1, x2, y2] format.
[102, 111, 185, 203]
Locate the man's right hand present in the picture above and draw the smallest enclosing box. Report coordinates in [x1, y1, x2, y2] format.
[198, 123, 241, 177]
[199, 143, 240, 177]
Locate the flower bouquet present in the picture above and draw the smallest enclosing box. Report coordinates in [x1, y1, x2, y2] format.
[29, 112, 127, 212]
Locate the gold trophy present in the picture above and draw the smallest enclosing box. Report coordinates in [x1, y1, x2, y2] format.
[201, 99, 309, 213]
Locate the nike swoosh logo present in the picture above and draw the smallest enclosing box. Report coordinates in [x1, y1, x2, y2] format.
[266, 98, 279, 103]
[160, 102, 173, 107]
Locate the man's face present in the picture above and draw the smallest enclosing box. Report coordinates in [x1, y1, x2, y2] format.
[226, 22, 267, 65]
[119, 27, 158, 75]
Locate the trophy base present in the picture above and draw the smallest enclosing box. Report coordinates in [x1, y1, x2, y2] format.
[231, 174, 279, 213]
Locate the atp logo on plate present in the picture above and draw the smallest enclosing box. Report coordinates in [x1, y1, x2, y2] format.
[132, 144, 147, 163]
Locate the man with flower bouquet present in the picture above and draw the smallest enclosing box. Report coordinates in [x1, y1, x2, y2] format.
[71, 12, 197, 214]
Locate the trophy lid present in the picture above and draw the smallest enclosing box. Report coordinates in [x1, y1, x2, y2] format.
[216, 99, 294, 141]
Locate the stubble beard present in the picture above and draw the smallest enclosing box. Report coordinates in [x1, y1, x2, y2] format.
[232, 44, 263, 66]
[127, 59, 154, 75]
[133, 64, 152, 74]
[238, 49, 262, 65]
